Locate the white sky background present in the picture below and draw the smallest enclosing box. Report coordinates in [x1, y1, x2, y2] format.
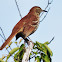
[0, 0, 62, 62]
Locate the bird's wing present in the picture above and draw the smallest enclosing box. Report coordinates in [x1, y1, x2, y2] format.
[22, 14, 38, 38]
[12, 14, 34, 33]
[12, 14, 37, 35]
[13, 14, 38, 39]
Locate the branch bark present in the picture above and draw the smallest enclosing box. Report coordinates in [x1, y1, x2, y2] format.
[22, 41, 34, 62]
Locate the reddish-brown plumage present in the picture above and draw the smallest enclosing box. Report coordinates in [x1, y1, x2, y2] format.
[0, 6, 47, 50]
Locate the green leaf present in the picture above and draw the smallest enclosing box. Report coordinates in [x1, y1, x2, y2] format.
[18, 44, 24, 54]
[33, 52, 38, 55]
[14, 44, 25, 62]
[19, 39, 23, 44]
[0, 58, 4, 62]
[14, 42, 17, 44]
[14, 50, 24, 62]
[44, 41, 49, 45]
[41, 53, 50, 62]
[44, 44, 53, 56]
[35, 42, 47, 55]
[35, 56, 41, 62]
[36, 41, 43, 47]
[14, 53, 18, 62]
[6, 47, 19, 61]
[29, 53, 32, 56]
[8, 42, 12, 46]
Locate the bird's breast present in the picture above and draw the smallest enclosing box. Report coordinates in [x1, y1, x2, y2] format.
[29, 16, 40, 34]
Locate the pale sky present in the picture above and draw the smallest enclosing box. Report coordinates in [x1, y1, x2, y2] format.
[0, 0, 62, 62]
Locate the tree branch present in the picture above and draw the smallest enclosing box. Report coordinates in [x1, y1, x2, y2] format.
[22, 41, 34, 62]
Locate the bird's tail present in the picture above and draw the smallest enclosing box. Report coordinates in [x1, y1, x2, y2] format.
[0, 32, 16, 50]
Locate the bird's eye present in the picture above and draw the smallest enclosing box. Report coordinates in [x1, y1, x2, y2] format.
[36, 9, 39, 13]
[36, 8, 41, 14]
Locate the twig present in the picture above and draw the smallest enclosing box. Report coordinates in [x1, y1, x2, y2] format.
[0, 34, 5, 40]
[40, 8, 50, 23]
[49, 36, 55, 44]
[15, 0, 22, 18]
[40, 0, 53, 22]
[0, 27, 6, 40]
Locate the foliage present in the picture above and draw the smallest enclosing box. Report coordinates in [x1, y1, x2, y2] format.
[14, 44, 25, 62]
[30, 41, 53, 62]
[0, 41, 53, 62]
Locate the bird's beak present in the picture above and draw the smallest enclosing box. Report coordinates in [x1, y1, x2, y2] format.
[43, 10, 47, 12]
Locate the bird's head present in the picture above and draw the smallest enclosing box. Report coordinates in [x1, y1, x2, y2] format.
[29, 6, 47, 16]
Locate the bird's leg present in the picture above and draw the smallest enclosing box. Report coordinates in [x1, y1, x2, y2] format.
[24, 37, 34, 46]
[24, 38, 30, 45]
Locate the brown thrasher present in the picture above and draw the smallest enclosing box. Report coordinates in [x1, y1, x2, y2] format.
[0, 6, 47, 50]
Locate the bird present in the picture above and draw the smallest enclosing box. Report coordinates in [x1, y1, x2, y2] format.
[0, 6, 47, 50]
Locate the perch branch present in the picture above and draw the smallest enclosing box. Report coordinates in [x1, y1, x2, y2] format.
[22, 41, 34, 62]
